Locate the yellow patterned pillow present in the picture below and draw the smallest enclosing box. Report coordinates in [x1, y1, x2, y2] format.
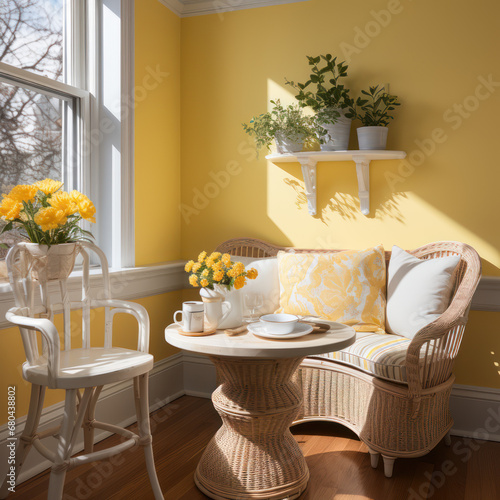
[276, 246, 386, 332]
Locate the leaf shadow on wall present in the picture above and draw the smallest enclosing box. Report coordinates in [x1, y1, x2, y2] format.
[283, 177, 407, 224]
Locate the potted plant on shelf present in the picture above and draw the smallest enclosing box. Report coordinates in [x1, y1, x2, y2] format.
[0, 179, 96, 281]
[185, 251, 258, 329]
[286, 54, 354, 151]
[243, 99, 318, 155]
[350, 85, 400, 150]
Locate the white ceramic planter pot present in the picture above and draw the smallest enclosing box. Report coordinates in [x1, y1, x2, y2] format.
[23, 242, 78, 281]
[275, 132, 305, 154]
[318, 109, 352, 151]
[357, 126, 389, 150]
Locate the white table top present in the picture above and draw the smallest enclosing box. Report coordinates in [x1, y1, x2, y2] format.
[164, 322, 356, 359]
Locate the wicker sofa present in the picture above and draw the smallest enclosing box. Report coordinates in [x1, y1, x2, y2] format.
[216, 238, 482, 477]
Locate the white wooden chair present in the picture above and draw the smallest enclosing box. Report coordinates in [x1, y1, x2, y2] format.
[0, 242, 164, 499]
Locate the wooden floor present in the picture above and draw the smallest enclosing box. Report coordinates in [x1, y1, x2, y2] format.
[10, 395, 500, 500]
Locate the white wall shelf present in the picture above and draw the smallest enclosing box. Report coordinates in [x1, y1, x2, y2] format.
[266, 150, 407, 216]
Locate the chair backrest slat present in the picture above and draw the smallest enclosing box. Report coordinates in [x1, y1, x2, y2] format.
[6, 242, 112, 357]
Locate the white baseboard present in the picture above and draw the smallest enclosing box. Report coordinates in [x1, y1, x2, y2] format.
[3, 352, 500, 489]
[450, 384, 500, 441]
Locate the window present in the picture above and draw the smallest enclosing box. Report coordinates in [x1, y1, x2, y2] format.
[0, 0, 89, 252]
[0, 0, 135, 268]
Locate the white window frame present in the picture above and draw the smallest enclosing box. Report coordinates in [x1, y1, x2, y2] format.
[0, 0, 135, 270]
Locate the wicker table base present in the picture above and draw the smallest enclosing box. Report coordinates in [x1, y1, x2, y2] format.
[195, 356, 309, 500]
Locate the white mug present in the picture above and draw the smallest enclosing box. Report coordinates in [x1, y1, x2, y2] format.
[174, 301, 204, 332]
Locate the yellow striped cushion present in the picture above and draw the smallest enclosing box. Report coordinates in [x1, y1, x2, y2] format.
[317, 332, 411, 383]
[277, 246, 386, 332]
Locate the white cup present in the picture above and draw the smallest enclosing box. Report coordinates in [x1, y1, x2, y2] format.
[174, 301, 204, 332]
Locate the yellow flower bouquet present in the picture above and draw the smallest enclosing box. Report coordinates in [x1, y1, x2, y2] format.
[0, 179, 96, 246]
[185, 251, 258, 290]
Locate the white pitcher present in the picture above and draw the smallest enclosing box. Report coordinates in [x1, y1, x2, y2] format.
[212, 284, 243, 329]
[199, 287, 232, 330]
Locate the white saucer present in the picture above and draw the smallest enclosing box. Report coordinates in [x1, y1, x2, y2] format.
[248, 322, 314, 339]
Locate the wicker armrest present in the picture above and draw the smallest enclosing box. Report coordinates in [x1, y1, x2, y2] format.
[405, 243, 481, 397]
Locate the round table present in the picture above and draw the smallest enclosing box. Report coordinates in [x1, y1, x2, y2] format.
[165, 322, 355, 500]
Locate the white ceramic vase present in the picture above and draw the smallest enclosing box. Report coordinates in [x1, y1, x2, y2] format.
[23, 242, 78, 281]
[357, 126, 389, 150]
[199, 286, 233, 330]
[318, 108, 352, 151]
[200, 285, 243, 329]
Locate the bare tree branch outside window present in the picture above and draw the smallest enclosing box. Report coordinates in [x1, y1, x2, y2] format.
[0, 0, 64, 253]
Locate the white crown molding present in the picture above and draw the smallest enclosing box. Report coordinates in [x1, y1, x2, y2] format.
[158, 0, 309, 18]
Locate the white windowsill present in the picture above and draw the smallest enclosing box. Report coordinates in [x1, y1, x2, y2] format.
[0, 261, 187, 329]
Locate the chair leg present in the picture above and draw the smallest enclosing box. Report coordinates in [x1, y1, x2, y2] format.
[47, 389, 77, 500]
[444, 431, 452, 446]
[368, 448, 380, 468]
[134, 374, 164, 500]
[382, 455, 396, 478]
[83, 386, 102, 453]
[0, 385, 45, 499]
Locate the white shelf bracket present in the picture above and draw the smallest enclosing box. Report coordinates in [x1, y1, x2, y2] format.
[298, 157, 318, 216]
[353, 156, 371, 216]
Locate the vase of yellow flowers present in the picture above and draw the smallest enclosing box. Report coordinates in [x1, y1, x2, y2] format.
[0, 179, 96, 281]
[185, 251, 258, 329]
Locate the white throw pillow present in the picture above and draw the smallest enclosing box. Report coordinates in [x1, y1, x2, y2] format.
[240, 258, 280, 315]
[386, 246, 460, 339]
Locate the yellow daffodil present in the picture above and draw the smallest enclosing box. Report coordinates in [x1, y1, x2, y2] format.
[200, 278, 209, 287]
[7, 184, 38, 203]
[205, 257, 215, 269]
[185, 260, 195, 272]
[34, 178, 63, 195]
[234, 276, 246, 290]
[198, 251, 207, 263]
[222, 253, 231, 266]
[192, 262, 202, 273]
[213, 270, 224, 282]
[34, 207, 67, 231]
[189, 274, 199, 287]
[201, 269, 209, 277]
[49, 191, 78, 216]
[246, 268, 258, 280]
[0, 197, 22, 220]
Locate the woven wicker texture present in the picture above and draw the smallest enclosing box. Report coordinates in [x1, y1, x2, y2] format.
[195, 356, 309, 499]
[216, 238, 482, 473]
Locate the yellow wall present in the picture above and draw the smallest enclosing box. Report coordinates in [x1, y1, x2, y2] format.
[179, 0, 500, 387]
[135, 0, 181, 264]
[0, 0, 182, 426]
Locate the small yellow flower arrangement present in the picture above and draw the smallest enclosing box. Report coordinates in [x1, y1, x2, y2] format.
[0, 179, 96, 246]
[185, 251, 258, 290]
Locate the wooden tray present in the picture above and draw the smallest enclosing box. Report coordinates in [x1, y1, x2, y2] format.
[178, 327, 216, 337]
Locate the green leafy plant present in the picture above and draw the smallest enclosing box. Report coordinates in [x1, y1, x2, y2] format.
[285, 54, 354, 122]
[242, 99, 318, 154]
[350, 85, 400, 126]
